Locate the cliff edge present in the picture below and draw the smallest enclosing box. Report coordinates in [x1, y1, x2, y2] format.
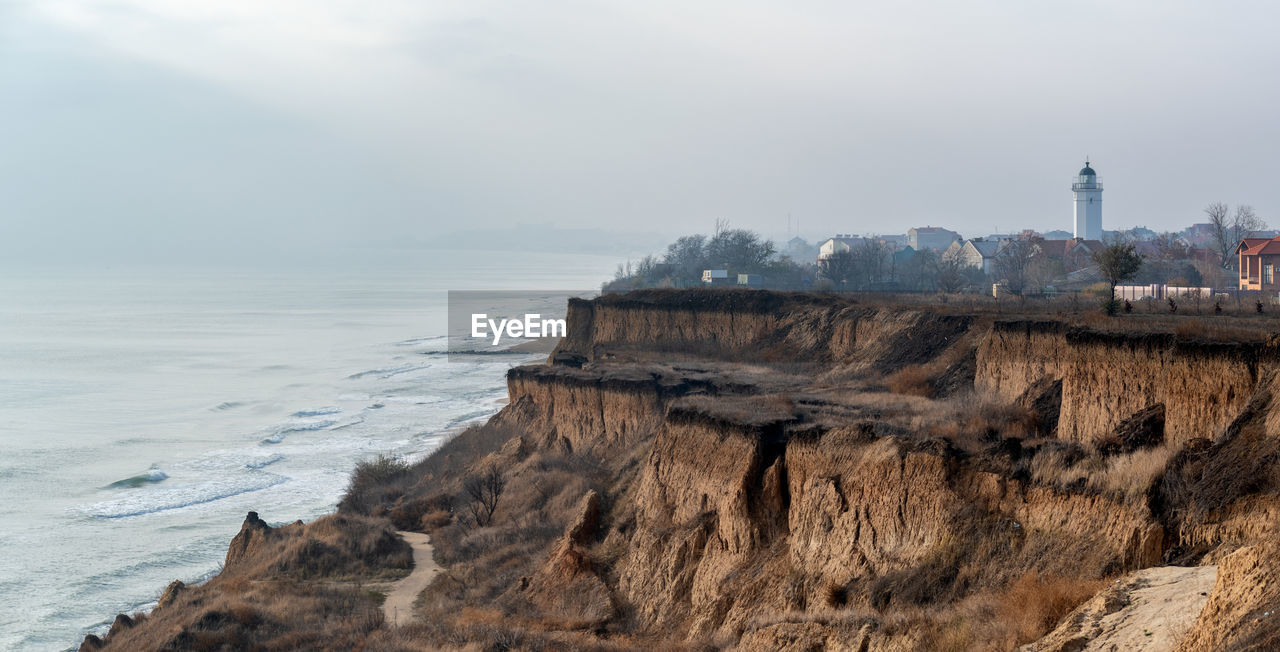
[83, 289, 1280, 651]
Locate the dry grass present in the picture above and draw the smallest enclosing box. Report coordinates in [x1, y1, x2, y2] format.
[995, 572, 1106, 643]
[1031, 444, 1175, 502]
[908, 572, 1107, 651]
[1088, 445, 1177, 499]
[746, 571, 1104, 652]
[1173, 319, 1270, 343]
[885, 364, 935, 398]
[911, 394, 1038, 452]
[90, 513, 404, 651]
[672, 393, 797, 425]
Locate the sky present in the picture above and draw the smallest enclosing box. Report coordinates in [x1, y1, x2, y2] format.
[2, 1, 1278, 264]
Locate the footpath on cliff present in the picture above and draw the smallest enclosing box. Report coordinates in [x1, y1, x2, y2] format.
[381, 531, 440, 626]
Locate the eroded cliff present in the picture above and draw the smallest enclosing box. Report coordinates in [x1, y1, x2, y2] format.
[84, 289, 1280, 651]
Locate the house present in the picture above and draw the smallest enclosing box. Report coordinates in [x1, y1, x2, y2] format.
[1131, 241, 1161, 259]
[878, 234, 909, 248]
[1182, 223, 1217, 248]
[945, 239, 1003, 274]
[891, 245, 917, 268]
[1039, 238, 1104, 271]
[701, 269, 730, 285]
[817, 235, 865, 260]
[1236, 236, 1280, 290]
[784, 237, 818, 261]
[1066, 239, 1105, 270]
[907, 226, 962, 252]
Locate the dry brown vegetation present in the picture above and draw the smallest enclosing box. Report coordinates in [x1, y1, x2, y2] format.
[884, 364, 935, 397]
[84, 513, 409, 651]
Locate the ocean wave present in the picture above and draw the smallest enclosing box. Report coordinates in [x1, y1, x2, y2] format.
[393, 335, 447, 347]
[83, 472, 288, 519]
[346, 363, 430, 380]
[213, 401, 245, 411]
[327, 416, 365, 431]
[444, 409, 498, 429]
[277, 419, 338, 434]
[259, 417, 351, 444]
[244, 454, 284, 469]
[291, 406, 341, 418]
[105, 466, 169, 489]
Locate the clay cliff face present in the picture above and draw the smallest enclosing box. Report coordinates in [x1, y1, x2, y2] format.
[528, 292, 1280, 647]
[977, 321, 1265, 446]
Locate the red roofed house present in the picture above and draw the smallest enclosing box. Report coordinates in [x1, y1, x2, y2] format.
[1039, 238, 1105, 272]
[1237, 237, 1280, 290]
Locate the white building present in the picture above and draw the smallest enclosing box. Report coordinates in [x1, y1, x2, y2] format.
[907, 226, 961, 253]
[944, 239, 1003, 274]
[1072, 161, 1103, 240]
[817, 235, 864, 260]
[701, 269, 729, 284]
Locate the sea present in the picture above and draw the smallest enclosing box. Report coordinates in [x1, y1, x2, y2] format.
[0, 250, 617, 651]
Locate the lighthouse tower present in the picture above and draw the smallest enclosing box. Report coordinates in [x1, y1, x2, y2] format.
[1072, 161, 1103, 240]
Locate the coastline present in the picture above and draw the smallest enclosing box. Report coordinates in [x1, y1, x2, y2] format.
[75, 289, 1280, 650]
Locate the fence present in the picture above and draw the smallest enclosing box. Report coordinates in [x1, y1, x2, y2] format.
[1115, 284, 1214, 301]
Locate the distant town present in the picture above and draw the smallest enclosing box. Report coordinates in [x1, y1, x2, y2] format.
[607, 161, 1275, 300]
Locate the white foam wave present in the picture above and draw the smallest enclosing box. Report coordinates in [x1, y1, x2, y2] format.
[393, 335, 447, 347]
[346, 363, 431, 380]
[83, 472, 288, 519]
[105, 466, 169, 489]
[244, 454, 284, 469]
[291, 407, 341, 418]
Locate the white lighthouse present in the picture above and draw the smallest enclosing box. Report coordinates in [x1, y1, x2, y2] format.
[1072, 160, 1103, 240]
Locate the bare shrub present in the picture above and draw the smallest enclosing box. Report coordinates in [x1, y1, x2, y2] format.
[923, 396, 1038, 452]
[996, 572, 1105, 644]
[463, 465, 507, 528]
[1088, 445, 1176, 500]
[885, 365, 934, 398]
[338, 454, 414, 516]
[821, 581, 849, 608]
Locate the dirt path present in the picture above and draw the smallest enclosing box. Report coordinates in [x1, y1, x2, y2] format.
[382, 531, 441, 626]
[1023, 565, 1217, 651]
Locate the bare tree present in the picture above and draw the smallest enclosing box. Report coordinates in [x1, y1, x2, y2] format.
[993, 232, 1047, 295]
[1232, 205, 1266, 265]
[937, 249, 970, 293]
[849, 238, 891, 290]
[1152, 232, 1189, 261]
[820, 250, 856, 290]
[1206, 202, 1232, 267]
[463, 465, 506, 527]
[1207, 202, 1266, 269]
[899, 249, 939, 292]
[705, 228, 775, 271]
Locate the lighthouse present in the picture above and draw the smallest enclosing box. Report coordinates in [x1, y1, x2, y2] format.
[1072, 160, 1103, 240]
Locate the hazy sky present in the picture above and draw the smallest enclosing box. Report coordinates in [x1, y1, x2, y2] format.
[3, 1, 1278, 264]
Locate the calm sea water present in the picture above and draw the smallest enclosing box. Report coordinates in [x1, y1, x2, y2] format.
[0, 250, 614, 650]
